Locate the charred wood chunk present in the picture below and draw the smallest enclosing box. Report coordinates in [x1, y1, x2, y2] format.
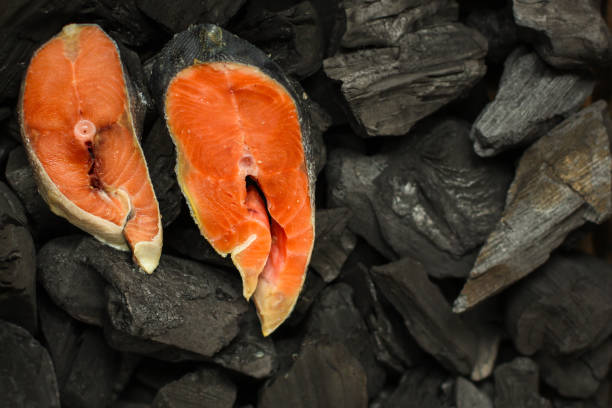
[382, 366, 453, 408]
[0, 320, 60, 408]
[538, 339, 612, 399]
[466, 5, 518, 64]
[152, 368, 237, 408]
[38, 236, 107, 327]
[323, 23, 487, 137]
[455, 377, 493, 408]
[454, 101, 612, 312]
[341, 0, 458, 48]
[513, 0, 612, 69]
[310, 208, 357, 282]
[506, 254, 612, 356]
[471, 47, 594, 157]
[143, 120, 182, 227]
[371, 258, 477, 375]
[231, 1, 325, 79]
[0, 181, 27, 226]
[259, 341, 368, 408]
[328, 119, 512, 278]
[136, 0, 245, 33]
[165, 220, 234, 268]
[304, 283, 386, 397]
[494, 357, 552, 408]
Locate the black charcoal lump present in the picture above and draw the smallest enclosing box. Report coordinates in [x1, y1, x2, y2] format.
[470, 47, 594, 157]
[494, 357, 552, 408]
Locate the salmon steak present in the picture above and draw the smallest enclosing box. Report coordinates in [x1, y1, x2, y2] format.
[19, 24, 162, 273]
[151, 25, 316, 336]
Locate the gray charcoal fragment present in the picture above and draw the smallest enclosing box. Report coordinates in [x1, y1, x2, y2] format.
[454, 101, 612, 312]
[152, 368, 237, 408]
[165, 221, 234, 268]
[506, 254, 612, 356]
[371, 258, 477, 375]
[466, 6, 518, 63]
[513, 0, 612, 69]
[213, 310, 278, 379]
[470, 47, 594, 157]
[383, 366, 452, 408]
[310, 208, 357, 282]
[62, 328, 119, 408]
[341, 0, 458, 48]
[456, 377, 493, 408]
[136, 0, 245, 32]
[0, 320, 60, 408]
[6, 147, 74, 238]
[259, 341, 368, 408]
[538, 339, 612, 399]
[38, 236, 107, 326]
[324, 23, 486, 137]
[494, 357, 552, 408]
[304, 283, 386, 397]
[0, 181, 27, 225]
[232, 1, 325, 79]
[143, 120, 182, 226]
[0, 223, 36, 333]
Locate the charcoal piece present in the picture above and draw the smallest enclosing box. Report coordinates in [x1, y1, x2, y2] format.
[454, 101, 612, 312]
[78, 237, 248, 357]
[371, 258, 477, 375]
[538, 339, 612, 399]
[136, 0, 245, 33]
[0, 320, 60, 408]
[328, 118, 512, 278]
[470, 48, 594, 157]
[213, 310, 278, 379]
[0, 135, 18, 178]
[39, 296, 81, 388]
[5, 147, 74, 238]
[494, 357, 552, 408]
[259, 341, 368, 408]
[0, 223, 36, 333]
[38, 236, 107, 326]
[62, 328, 119, 408]
[0, 34, 38, 101]
[323, 23, 486, 137]
[113, 354, 143, 402]
[231, 1, 324, 79]
[341, 0, 458, 48]
[553, 400, 600, 408]
[143, 120, 182, 226]
[310, 208, 357, 282]
[513, 0, 612, 69]
[284, 268, 326, 327]
[0, 181, 27, 225]
[152, 368, 237, 408]
[506, 254, 612, 356]
[103, 324, 171, 356]
[304, 283, 386, 397]
[456, 377, 493, 408]
[165, 220, 234, 268]
[383, 366, 452, 408]
[307, 99, 330, 175]
[466, 6, 518, 63]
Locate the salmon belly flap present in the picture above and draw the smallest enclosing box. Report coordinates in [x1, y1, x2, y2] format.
[19, 24, 162, 273]
[165, 62, 314, 336]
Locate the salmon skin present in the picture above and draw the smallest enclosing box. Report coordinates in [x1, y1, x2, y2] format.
[151, 24, 316, 336]
[19, 24, 162, 273]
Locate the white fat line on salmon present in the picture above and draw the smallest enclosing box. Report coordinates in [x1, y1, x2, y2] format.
[231, 234, 258, 256]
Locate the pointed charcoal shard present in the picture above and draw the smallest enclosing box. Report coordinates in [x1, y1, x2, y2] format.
[152, 368, 237, 408]
[340, 0, 458, 49]
[0, 320, 60, 408]
[323, 23, 486, 137]
[371, 258, 477, 375]
[470, 47, 594, 157]
[454, 101, 612, 313]
[310, 208, 357, 282]
[494, 358, 552, 408]
[513, 0, 612, 69]
[505, 254, 612, 356]
[538, 339, 612, 399]
[259, 341, 368, 408]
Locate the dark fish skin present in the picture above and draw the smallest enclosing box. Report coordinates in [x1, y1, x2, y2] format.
[149, 24, 317, 206]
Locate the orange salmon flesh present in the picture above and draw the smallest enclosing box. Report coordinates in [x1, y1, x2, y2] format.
[20, 24, 162, 272]
[165, 62, 314, 335]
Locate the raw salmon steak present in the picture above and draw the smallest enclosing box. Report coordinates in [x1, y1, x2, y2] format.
[151, 25, 316, 336]
[19, 24, 162, 273]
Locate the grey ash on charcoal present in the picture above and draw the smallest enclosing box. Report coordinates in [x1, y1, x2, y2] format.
[3, 0, 612, 407]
